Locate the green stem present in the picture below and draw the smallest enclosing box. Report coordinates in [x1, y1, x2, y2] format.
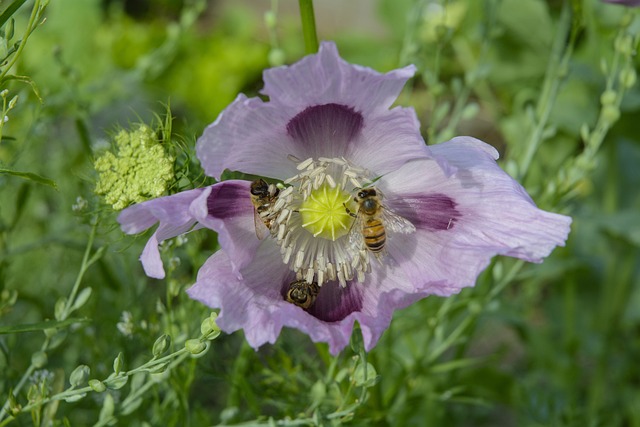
[0, 219, 98, 423]
[298, 0, 319, 54]
[62, 220, 98, 319]
[519, 1, 573, 181]
[8, 347, 191, 421]
[0, 0, 41, 82]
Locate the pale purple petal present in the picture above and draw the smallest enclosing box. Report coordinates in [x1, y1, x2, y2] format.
[196, 95, 300, 180]
[428, 136, 571, 261]
[189, 245, 415, 354]
[285, 103, 364, 159]
[196, 41, 425, 181]
[189, 180, 263, 275]
[347, 106, 432, 176]
[262, 42, 416, 116]
[187, 247, 290, 348]
[292, 280, 363, 323]
[377, 137, 571, 291]
[117, 188, 205, 279]
[353, 263, 431, 351]
[188, 244, 370, 354]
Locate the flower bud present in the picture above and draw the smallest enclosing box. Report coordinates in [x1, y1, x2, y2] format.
[620, 66, 637, 89]
[185, 339, 207, 355]
[89, 379, 106, 392]
[8, 95, 18, 109]
[4, 18, 14, 40]
[602, 105, 621, 124]
[264, 11, 276, 29]
[113, 352, 124, 375]
[614, 34, 633, 56]
[27, 384, 40, 402]
[268, 49, 286, 67]
[31, 351, 47, 368]
[54, 297, 67, 321]
[200, 313, 221, 340]
[152, 334, 171, 357]
[600, 90, 617, 106]
[69, 365, 90, 387]
[8, 390, 21, 415]
[580, 123, 590, 143]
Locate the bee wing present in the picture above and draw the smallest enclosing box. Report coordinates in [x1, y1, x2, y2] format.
[347, 213, 366, 251]
[253, 209, 270, 240]
[381, 208, 416, 234]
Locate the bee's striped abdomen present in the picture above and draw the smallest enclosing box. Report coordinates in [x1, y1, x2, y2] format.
[363, 218, 386, 253]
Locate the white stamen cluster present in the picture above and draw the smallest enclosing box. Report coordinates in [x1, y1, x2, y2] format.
[268, 157, 374, 287]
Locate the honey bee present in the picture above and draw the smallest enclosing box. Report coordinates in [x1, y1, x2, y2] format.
[285, 280, 319, 309]
[250, 179, 280, 240]
[346, 187, 415, 256]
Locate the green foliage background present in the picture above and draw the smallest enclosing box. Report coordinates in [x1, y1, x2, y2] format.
[1, 0, 639, 426]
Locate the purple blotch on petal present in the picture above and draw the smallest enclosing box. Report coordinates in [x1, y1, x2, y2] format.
[207, 180, 253, 219]
[286, 104, 364, 157]
[281, 280, 363, 322]
[391, 193, 461, 231]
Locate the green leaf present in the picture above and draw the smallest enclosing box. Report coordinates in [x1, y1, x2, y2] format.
[0, 168, 57, 189]
[0, 74, 42, 102]
[0, 317, 90, 335]
[0, 0, 28, 30]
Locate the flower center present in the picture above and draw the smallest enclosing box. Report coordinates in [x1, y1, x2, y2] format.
[299, 184, 353, 241]
[264, 156, 376, 287]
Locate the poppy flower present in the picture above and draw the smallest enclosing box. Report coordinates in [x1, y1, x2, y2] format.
[118, 42, 571, 354]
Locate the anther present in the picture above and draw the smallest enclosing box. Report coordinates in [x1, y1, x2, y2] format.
[297, 157, 314, 170]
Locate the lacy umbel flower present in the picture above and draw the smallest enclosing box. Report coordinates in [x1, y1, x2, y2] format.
[118, 42, 572, 354]
[95, 125, 174, 210]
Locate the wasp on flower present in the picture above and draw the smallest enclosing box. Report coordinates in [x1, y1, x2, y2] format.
[118, 42, 571, 354]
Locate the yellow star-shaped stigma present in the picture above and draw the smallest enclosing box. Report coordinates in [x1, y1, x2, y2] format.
[299, 184, 354, 241]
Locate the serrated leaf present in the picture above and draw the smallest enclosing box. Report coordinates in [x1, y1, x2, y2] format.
[0, 168, 57, 189]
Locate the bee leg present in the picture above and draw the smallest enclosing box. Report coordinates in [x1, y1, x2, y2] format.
[373, 252, 385, 265]
[343, 203, 357, 218]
